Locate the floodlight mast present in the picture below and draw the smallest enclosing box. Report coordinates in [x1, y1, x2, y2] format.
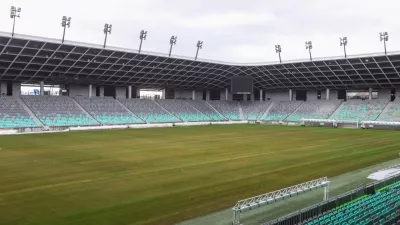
[61, 16, 71, 44]
[275, 45, 282, 63]
[169, 35, 177, 57]
[195, 40, 203, 60]
[103, 23, 112, 48]
[340, 37, 348, 58]
[10, 6, 21, 37]
[305, 41, 313, 61]
[138, 30, 147, 53]
[380, 32, 389, 55]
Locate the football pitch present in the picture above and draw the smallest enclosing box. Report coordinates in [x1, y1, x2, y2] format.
[0, 125, 400, 225]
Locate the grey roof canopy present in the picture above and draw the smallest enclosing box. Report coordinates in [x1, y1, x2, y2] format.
[1, 31, 400, 91]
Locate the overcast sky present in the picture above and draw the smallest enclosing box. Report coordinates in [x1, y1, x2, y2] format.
[0, 0, 399, 63]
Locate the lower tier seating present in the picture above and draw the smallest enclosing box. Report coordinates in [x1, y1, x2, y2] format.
[286, 100, 342, 122]
[75, 97, 143, 125]
[119, 99, 179, 123]
[264, 101, 303, 121]
[0, 96, 39, 128]
[305, 181, 400, 225]
[241, 101, 272, 120]
[208, 101, 241, 120]
[22, 96, 97, 127]
[330, 100, 387, 121]
[377, 100, 400, 122]
[186, 100, 227, 121]
[156, 99, 211, 122]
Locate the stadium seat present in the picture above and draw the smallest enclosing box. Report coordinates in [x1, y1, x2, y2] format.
[186, 100, 227, 121]
[240, 101, 272, 120]
[207, 101, 241, 121]
[286, 100, 342, 122]
[22, 96, 98, 127]
[329, 100, 387, 121]
[263, 101, 303, 121]
[75, 97, 144, 125]
[156, 99, 211, 122]
[119, 99, 180, 123]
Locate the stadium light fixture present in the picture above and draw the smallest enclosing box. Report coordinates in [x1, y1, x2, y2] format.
[61, 16, 71, 44]
[380, 32, 389, 55]
[138, 30, 147, 53]
[305, 41, 313, 61]
[10, 6, 21, 37]
[275, 45, 282, 63]
[169, 35, 178, 57]
[103, 23, 112, 48]
[195, 40, 203, 60]
[340, 37, 348, 58]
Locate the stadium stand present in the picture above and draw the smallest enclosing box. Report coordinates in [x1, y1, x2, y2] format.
[377, 100, 400, 122]
[240, 101, 272, 120]
[208, 101, 241, 121]
[265, 177, 400, 225]
[21, 96, 97, 127]
[263, 101, 303, 121]
[75, 97, 143, 125]
[285, 100, 342, 122]
[0, 96, 39, 128]
[329, 100, 388, 121]
[119, 99, 180, 123]
[155, 99, 211, 122]
[186, 100, 227, 121]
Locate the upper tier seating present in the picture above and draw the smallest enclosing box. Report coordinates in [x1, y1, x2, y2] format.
[22, 96, 97, 127]
[208, 101, 241, 120]
[330, 100, 387, 121]
[377, 100, 400, 122]
[156, 99, 210, 122]
[304, 181, 400, 225]
[240, 101, 272, 120]
[75, 97, 143, 125]
[0, 96, 39, 128]
[119, 99, 179, 123]
[186, 100, 227, 121]
[286, 100, 342, 122]
[264, 101, 303, 121]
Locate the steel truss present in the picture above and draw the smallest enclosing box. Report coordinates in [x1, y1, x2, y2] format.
[232, 177, 330, 225]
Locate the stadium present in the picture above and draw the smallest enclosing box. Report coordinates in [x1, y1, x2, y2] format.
[2, 3, 400, 225]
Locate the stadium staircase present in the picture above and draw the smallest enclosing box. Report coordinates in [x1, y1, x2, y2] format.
[238, 102, 245, 120]
[16, 96, 44, 127]
[152, 100, 182, 122]
[205, 101, 228, 120]
[376, 101, 391, 121]
[283, 101, 304, 121]
[259, 102, 275, 120]
[116, 99, 147, 124]
[71, 97, 100, 125]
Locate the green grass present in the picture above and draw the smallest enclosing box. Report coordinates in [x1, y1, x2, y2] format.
[0, 125, 400, 225]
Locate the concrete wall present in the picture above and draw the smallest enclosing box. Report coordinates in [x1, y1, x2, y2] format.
[115, 87, 126, 98]
[174, 89, 193, 99]
[378, 89, 391, 101]
[264, 91, 289, 101]
[12, 82, 21, 96]
[306, 90, 318, 101]
[321, 89, 339, 100]
[69, 84, 91, 97]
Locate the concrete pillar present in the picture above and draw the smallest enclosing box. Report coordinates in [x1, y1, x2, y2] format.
[136, 88, 140, 99]
[88, 84, 92, 98]
[40, 81, 44, 96]
[250, 93, 254, 101]
[162, 89, 166, 99]
[369, 87, 372, 100]
[206, 90, 210, 101]
[260, 90, 263, 102]
[225, 88, 228, 101]
[326, 89, 330, 100]
[289, 89, 293, 101]
[128, 86, 132, 99]
[243, 94, 247, 101]
[192, 90, 196, 100]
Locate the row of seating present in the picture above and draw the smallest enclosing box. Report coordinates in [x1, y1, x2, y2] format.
[305, 181, 400, 225]
[2, 96, 400, 128]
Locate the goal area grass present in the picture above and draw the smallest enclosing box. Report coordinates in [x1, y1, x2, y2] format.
[0, 125, 400, 225]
